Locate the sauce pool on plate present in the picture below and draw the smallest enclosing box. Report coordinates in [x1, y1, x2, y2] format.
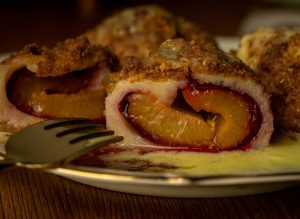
[75, 132, 300, 175]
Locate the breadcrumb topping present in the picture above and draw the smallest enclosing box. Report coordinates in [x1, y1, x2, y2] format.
[108, 38, 255, 92]
[2, 36, 117, 77]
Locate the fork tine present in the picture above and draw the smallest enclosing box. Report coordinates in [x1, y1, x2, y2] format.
[5, 118, 124, 167]
[56, 124, 104, 137]
[85, 135, 124, 147]
[62, 135, 123, 164]
[44, 118, 96, 130]
[69, 130, 115, 144]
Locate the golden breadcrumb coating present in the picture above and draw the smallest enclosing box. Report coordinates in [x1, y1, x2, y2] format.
[108, 38, 255, 92]
[85, 5, 216, 60]
[237, 27, 300, 132]
[2, 36, 117, 77]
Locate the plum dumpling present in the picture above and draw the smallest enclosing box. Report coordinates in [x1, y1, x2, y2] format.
[105, 39, 274, 152]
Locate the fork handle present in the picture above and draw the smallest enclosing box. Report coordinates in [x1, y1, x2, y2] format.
[0, 158, 16, 170]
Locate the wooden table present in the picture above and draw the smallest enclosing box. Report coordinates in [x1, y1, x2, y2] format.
[0, 167, 299, 218]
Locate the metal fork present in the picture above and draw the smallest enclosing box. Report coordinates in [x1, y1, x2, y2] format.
[0, 118, 123, 168]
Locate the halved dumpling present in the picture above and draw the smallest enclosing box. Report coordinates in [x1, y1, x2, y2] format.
[0, 36, 117, 132]
[106, 39, 273, 152]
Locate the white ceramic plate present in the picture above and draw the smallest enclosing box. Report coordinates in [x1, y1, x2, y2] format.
[1, 38, 300, 198]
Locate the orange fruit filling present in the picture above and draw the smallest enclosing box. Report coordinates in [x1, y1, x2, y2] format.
[125, 93, 215, 146]
[182, 88, 251, 148]
[7, 67, 106, 120]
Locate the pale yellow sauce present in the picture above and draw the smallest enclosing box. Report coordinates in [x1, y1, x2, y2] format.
[0, 132, 9, 155]
[99, 133, 300, 176]
[1, 132, 299, 176]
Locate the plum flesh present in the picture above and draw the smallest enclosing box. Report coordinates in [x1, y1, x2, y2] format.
[120, 81, 262, 151]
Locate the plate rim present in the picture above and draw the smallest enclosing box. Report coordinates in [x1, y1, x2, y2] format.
[48, 164, 300, 187]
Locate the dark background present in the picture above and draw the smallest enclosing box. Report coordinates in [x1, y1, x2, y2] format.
[0, 0, 299, 53]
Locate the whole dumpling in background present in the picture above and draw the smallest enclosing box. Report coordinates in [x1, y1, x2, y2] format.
[85, 5, 216, 60]
[237, 27, 300, 133]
